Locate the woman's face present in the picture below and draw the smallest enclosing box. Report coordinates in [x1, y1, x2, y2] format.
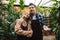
[23, 13, 30, 19]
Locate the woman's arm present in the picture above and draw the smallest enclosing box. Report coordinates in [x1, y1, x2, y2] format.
[28, 23, 33, 31]
[26, 23, 33, 37]
[15, 19, 28, 36]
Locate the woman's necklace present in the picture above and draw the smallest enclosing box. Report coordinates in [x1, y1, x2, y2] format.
[22, 21, 28, 27]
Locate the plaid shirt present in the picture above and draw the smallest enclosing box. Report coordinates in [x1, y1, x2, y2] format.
[32, 13, 45, 26]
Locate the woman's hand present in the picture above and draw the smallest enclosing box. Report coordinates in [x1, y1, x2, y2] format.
[26, 30, 33, 37]
[22, 30, 33, 37]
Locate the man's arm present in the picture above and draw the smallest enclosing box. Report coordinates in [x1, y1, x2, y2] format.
[37, 13, 51, 30]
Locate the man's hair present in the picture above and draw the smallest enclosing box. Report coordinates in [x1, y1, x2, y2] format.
[29, 3, 36, 7]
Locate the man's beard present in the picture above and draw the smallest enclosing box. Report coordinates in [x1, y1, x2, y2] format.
[30, 10, 35, 14]
[30, 10, 35, 16]
[30, 10, 35, 19]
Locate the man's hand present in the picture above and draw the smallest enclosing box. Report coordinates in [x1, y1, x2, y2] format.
[43, 25, 51, 31]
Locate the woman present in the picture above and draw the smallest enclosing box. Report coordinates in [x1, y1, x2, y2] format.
[15, 13, 33, 40]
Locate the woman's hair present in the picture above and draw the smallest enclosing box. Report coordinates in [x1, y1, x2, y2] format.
[22, 13, 31, 22]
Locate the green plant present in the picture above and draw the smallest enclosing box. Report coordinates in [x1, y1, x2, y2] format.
[19, 0, 24, 10]
[49, 0, 60, 40]
[0, 0, 24, 40]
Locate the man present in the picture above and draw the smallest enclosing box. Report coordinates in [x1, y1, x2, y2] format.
[29, 3, 51, 40]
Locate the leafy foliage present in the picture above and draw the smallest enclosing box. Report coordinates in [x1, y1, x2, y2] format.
[49, 0, 60, 40]
[19, 0, 24, 10]
[0, 0, 24, 40]
[36, 1, 60, 40]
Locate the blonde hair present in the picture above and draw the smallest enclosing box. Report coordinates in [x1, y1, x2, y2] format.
[22, 12, 30, 19]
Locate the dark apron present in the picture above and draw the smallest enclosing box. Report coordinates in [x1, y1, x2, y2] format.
[31, 20, 43, 40]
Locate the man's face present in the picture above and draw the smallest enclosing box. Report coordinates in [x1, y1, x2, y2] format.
[29, 5, 36, 14]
